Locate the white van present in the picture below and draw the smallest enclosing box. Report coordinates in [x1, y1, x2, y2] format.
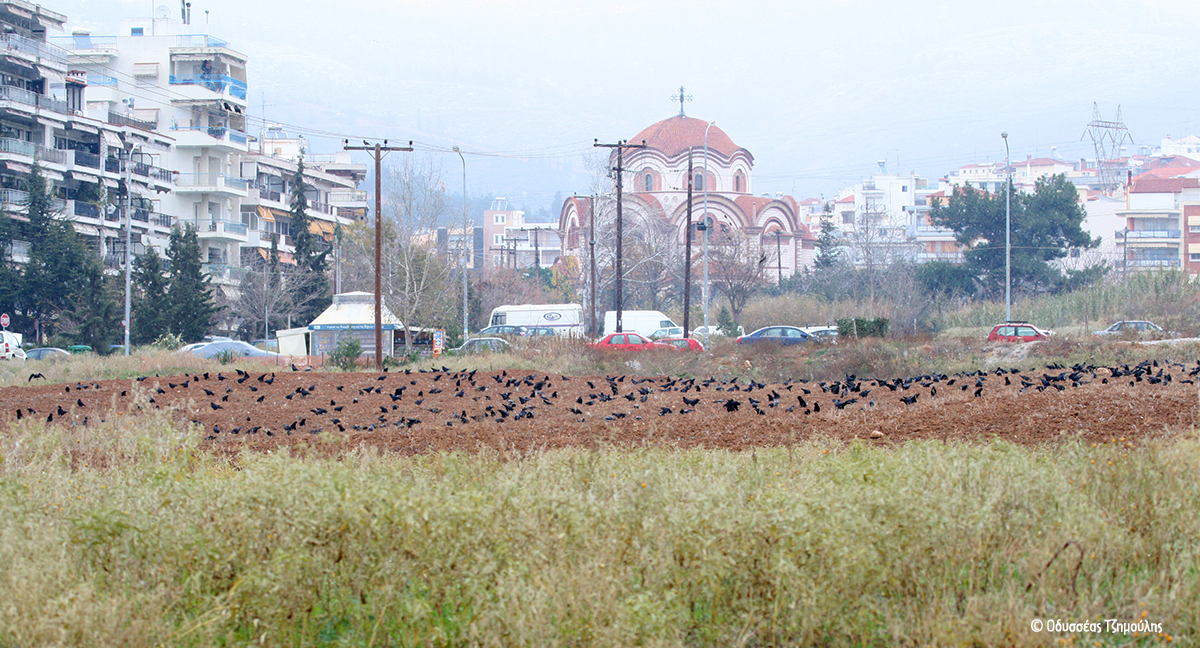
[602, 310, 680, 339]
[1, 330, 25, 361]
[487, 304, 584, 336]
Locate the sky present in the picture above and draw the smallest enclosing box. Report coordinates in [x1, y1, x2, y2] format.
[55, 0, 1200, 214]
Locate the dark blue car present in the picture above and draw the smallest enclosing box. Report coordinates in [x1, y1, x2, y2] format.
[736, 326, 813, 346]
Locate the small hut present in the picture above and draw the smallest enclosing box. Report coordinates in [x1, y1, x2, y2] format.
[305, 292, 402, 359]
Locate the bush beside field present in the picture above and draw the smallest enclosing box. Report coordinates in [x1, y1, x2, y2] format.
[0, 413, 1194, 646]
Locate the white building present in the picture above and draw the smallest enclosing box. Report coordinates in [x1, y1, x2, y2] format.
[485, 197, 561, 275]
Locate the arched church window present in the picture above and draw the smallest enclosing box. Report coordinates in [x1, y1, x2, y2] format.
[735, 174, 742, 192]
[645, 173, 653, 192]
[694, 173, 704, 191]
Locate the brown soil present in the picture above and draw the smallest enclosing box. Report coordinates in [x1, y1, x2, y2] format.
[2, 361, 1196, 456]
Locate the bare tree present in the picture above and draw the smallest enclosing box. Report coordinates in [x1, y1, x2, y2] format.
[708, 226, 767, 324]
[340, 155, 456, 354]
[231, 258, 327, 339]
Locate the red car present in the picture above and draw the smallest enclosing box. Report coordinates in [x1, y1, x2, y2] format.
[661, 337, 705, 352]
[592, 332, 672, 351]
[986, 322, 1053, 342]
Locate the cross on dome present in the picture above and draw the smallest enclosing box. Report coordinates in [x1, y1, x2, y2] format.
[671, 85, 693, 117]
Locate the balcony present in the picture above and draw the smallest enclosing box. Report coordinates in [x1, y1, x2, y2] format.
[0, 84, 73, 116]
[0, 188, 66, 214]
[168, 74, 247, 100]
[175, 173, 248, 197]
[329, 189, 368, 205]
[197, 219, 248, 241]
[1127, 259, 1181, 268]
[176, 35, 230, 49]
[107, 111, 157, 131]
[170, 125, 248, 151]
[1124, 230, 1181, 239]
[0, 32, 68, 70]
[73, 150, 101, 169]
[202, 263, 247, 284]
[0, 138, 70, 166]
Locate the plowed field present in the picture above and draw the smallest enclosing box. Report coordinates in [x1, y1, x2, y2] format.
[2, 360, 1196, 455]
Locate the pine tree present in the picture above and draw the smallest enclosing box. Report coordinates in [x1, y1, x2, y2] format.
[19, 162, 99, 342]
[814, 202, 841, 270]
[166, 224, 219, 342]
[67, 270, 122, 352]
[287, 152, 331, 323]
[131, 250, 170, 344]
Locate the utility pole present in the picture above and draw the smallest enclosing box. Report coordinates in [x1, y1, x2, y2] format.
[453, 147, 468, 341]
[776, 230, 783, 283]
[683, 148, 693, 338]
[593, 138, 646, 334]
[588, 194, 597, 338]
[122, 144, 139, 356]
[343, 139, 413, 370]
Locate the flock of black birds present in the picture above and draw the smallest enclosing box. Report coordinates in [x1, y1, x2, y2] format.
[7, 358, 1196, 440]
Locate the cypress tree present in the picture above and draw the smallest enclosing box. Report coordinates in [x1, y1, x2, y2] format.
[165, 224, 219, 342]
[287, 152, 331, 323]
[131, 250, 170, 344]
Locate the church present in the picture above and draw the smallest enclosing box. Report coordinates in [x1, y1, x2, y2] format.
[557, 113, 816, 286]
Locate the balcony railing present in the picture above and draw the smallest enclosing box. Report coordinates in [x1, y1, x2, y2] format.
[175, 173, 249, 191]
[176, 34, 230, 49]
[204, 220, 248, 236]
[86, 73, 118, 87]
[202, 263, 247, 283]
[1124, 230, 1181, 239]
[168, 74, 247, 100]
[0, 188, 28, 206]
[108, 111, 157, 131]
[105, 157, 120, 173]
[50, 34, 118, 51]
[73, 150, 100, 169]
[0, 32, 68, 66]
[1127, 259, 1181, 268]
[0, 138, 71, 165]
[0, 84, 72, 114]
[329, 189, 368, 203]
[74, 201, 100, 220]
[170, 125, 250, 147]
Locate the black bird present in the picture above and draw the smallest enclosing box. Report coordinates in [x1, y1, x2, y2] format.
[901, 394, 919, 405]
[682, 396, 700, 406]
[28, 373, 45, 382]
[724, 399, 741, 412]
[210, 402, 223, 410]
[256, 395, 265, 402]
[659, 407, 672, 416]
[56, 405, 67, 416]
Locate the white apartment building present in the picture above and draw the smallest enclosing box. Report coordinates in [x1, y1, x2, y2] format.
[55, 11, 367, 289]
[831, 163, 959, 264]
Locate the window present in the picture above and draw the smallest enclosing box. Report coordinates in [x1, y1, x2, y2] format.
[130, 27, 143, 36]
[493, 213, 505, 225]
[1191, 253, 1200, 262]
[735, 174, 742, 192]
[902, 185, 908, 192]
[1189, 225, 1200, 234]
[841, 211, 853, 225]
[493, 234, 503, 245]
[493, 255, 502, 266]
[644, 173, 653, 192]
[694, 173, 703, 191]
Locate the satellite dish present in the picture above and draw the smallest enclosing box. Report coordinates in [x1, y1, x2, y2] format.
[156, 5, 170, 18]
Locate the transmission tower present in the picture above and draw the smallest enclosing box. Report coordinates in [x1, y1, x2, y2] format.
[1081, 102, 1133, 193]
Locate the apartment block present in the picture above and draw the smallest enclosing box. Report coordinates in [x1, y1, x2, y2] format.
[1117, 176, 1200, 272]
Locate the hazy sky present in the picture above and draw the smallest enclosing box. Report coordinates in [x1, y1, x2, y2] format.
[58, 0, 1200, 211]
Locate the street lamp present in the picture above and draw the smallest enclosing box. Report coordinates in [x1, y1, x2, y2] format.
[453, 146, 468, 341]
[701, 120, 715, 345]
[1002, 132, 1011, 322]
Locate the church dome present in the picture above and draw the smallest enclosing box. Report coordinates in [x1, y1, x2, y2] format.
[628, 116, 744, 159]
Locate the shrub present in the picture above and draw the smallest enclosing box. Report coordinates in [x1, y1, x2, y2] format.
[151, 332, 184, 350]
[837, 317, 890, 338]
[329, 337, 362, 371]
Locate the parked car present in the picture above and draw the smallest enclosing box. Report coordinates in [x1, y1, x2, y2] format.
[986, 322, 1053, 342]
[448, 337, 512, 355]
[736, 326, 813, 346]
[691, 325, 745, 338]
[66, 345, 92, 354]
[189, 340, 281, 359]
[524, 327, 557, 336]
[661, 337, 705, 352]
[26, 347, 70, 361]
[1093, 321, 1169, 336]
[592, 332, 672, 351]
[802, 326, 839, 341]
[177, 342, 209, 353]
[649, 326, 684, 339]
[1, 330, 25, 361]
[478, 325, 530, 337]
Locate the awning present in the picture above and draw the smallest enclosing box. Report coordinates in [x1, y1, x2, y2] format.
[67, 121, 99, 135]
[256, 206, 275, 222]
[132, 62, 159, 77]
[255, 248, 297, 265]
[102, 178, 119, 189]
[101, 130, 123, 150]
[41, 169, 63, 182]
[309, 218, 336, 239]
[3, 161, 32, 174]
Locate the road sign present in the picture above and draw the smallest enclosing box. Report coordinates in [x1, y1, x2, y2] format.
[0, 313, 9, 329]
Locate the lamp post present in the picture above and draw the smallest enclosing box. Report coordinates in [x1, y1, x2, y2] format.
[701, 120, 715, 345]
[1002, 132, 1011, 322]
[453, 146, 468, 341]
[122, 143, 141, 356]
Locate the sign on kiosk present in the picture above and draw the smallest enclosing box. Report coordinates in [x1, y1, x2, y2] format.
[432, 329, 445, 358]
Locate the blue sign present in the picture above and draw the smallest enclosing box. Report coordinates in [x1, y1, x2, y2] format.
[543, 312, 562, 321]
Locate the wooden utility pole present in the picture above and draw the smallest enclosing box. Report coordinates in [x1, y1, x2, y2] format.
[593, 138, 646, 334]
[342, 139, 413, 370]
[683, 147, 693, 338]
[588, 194, 597, 338]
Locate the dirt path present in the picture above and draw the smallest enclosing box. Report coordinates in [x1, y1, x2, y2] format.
[2, 360, 1195, 455]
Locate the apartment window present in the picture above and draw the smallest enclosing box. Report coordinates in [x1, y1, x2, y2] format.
[902, 185, 908, 192]
[130, 27, 143, 36]
[493, 234, 503, 245]
[1189, 225, 1200, 234]
[841, 211, 853, 225]
[1191, 253, 1200, 262]
[493, 213, 505, 225]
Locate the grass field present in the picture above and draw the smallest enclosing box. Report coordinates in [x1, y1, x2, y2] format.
[0, 406, 1194, 647]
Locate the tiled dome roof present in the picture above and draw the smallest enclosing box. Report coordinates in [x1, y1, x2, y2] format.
[628, 116, 742, 159]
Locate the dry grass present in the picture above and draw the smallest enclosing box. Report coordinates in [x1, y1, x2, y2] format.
[0, 409, 1195, 646]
